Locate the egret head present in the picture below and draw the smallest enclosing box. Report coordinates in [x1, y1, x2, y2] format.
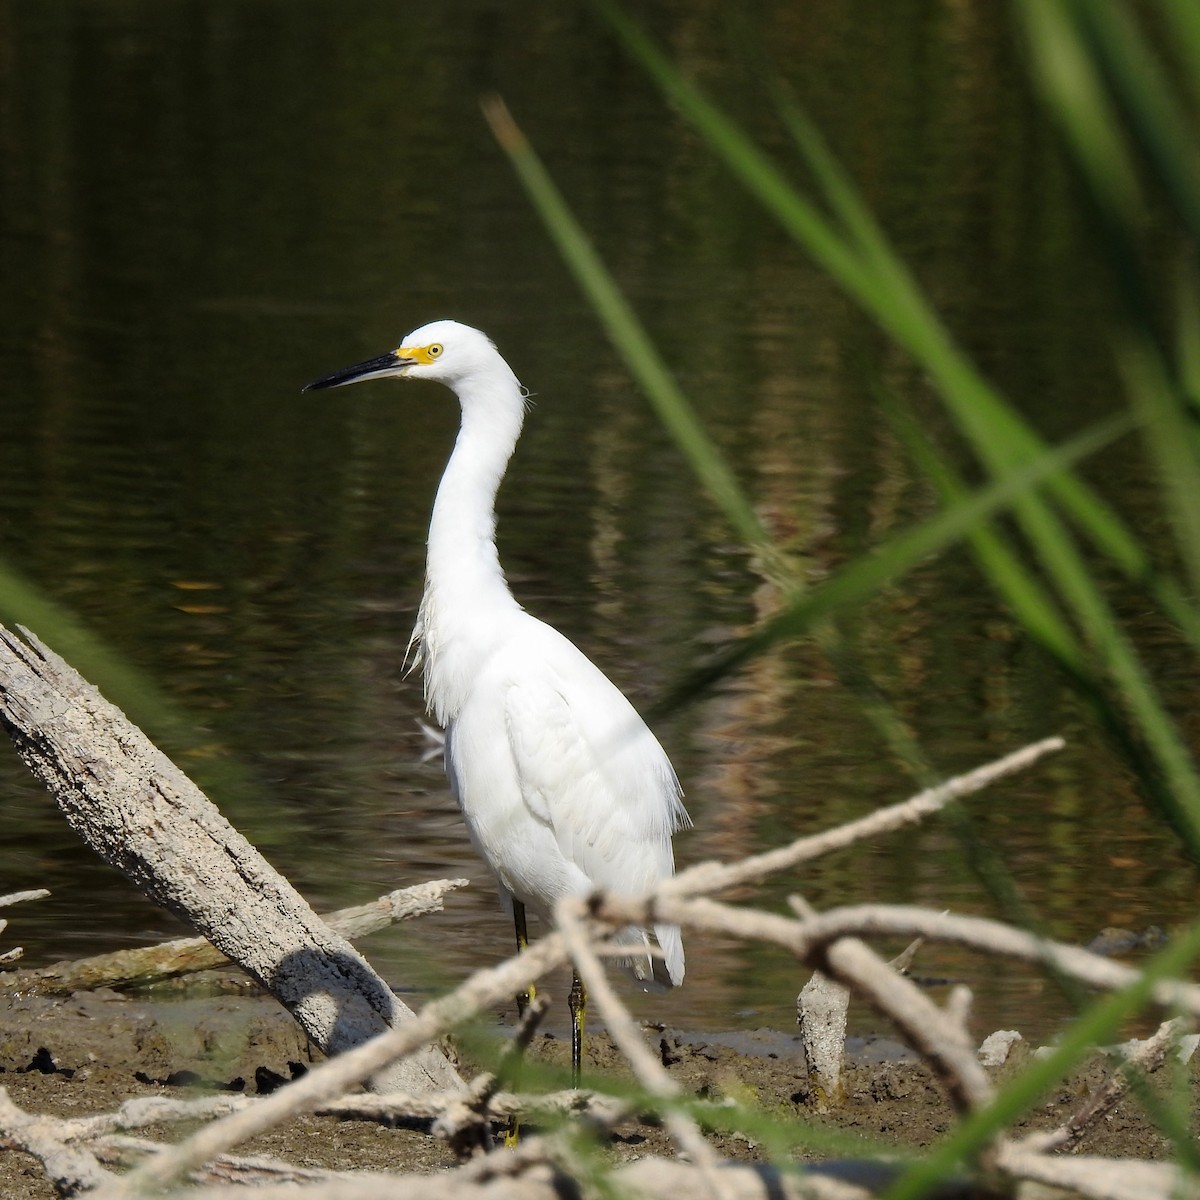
[302, 320, 502, 392]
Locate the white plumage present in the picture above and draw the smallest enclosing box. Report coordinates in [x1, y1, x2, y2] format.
[304, 320, 690, 994]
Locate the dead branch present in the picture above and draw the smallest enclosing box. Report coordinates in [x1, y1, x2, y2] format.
[0, 889, 50, 908]
[556, 896, 727, 1192]
[994, 1146, 1200, 1200]
[669, 736, 1065, 897]
[0, 888, 49, 968]
[321, 1085, 632, 1128]
[0, 624, 460, 1096]
[614, 897, 1200, 1020]
[1019, 1017, 1191, 1154]
[102, 1155, 902, 1200]
[98, 930, 572, 1198]
[1, 878, 467, 997]
[0, 1085, 114, 1195]
[30, 1081, 627, 1151]
[92, 1134, 396, 1189]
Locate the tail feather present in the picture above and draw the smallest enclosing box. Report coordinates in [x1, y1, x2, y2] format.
[614, 923, 684, 990]
[653, 922, 684, 987]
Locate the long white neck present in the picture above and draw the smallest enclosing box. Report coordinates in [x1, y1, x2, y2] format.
[414, 367, 525, 723]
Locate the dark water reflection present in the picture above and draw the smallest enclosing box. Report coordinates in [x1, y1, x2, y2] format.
[0, 1, 1193, 1043]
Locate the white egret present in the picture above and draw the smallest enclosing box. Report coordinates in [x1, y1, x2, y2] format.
[303, 320, 690, 1082]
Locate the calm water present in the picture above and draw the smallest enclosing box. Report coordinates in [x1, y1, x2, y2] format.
[0, 1, 1194, 1044]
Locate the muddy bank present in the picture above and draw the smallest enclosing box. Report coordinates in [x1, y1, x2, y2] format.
[0, 986, 1184, 1198]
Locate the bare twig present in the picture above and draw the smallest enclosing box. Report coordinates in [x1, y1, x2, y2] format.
[601, 898, 1200, 1021]
[322, 1086, 632, 1128]
[0, 1085, 113, 1195]
[92, 1134, 395, 1188]
[97, 930, 572, 1198]
[557, 897, 727, 1193]
[994, 1146, 1200, 1200]
[1, 879, 468, 997]
[669, 736, 1065, 897]
[48, 1094, 255, 1145]
[1020, 1017, 1191, 1153]
[0, 889, 48, 969]
[814, 937, 994, 1116]
[39, 1079, 627, 1147]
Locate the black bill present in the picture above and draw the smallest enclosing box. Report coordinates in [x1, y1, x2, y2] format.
[301, 351, 411, 393]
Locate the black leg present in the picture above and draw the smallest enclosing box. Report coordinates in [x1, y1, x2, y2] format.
[506, 899, 532, 1148]
[568, 971, 586, 1088]
[513, 898, 535, 1016]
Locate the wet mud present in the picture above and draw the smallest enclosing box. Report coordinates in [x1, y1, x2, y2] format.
[0, 987, 1184, 1197]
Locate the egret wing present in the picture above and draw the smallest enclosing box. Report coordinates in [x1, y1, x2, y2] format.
[503, 644, 684, 901]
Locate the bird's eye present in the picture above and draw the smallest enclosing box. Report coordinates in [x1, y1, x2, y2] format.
[427, 344, 444, 358]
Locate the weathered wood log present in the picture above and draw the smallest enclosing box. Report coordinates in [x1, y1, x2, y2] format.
[0, 625, 462, 1095]
[1, 879, 468, 997]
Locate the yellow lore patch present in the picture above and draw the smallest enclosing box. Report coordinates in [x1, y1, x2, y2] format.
[395, 342, 444, 365]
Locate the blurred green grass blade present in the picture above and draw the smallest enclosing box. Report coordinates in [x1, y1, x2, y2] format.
[776, 66, 1192, 638]
[588, 0, 882, 308]
[885, 405, 1087, 673]
[770, 87, 941, 341]
[1117, 334, 1200, 597]
[0, 557, 253, 804]
[662, 413, 1128, 705]
[885, 919, 1200, 1200]
[481, 96, 777, 569]
[1071, 0, 1200, 244]
[595, 4, 1200, 844]
[895, 405, 1200, 841]
[1158, 0, 1200, 106]
[1017, 488, 1200, 851]
[1178, 271, 1200, 418]
[595, 2, 1200, 650]
[1016, 0, 1142, 226]
[771, 81, 1196, 649]
[786, 99, 1200, 653]
[0, 559, 192, 749]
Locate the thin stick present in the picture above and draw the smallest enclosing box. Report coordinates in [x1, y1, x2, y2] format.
[1020, 1017, 1190, 1153]
[0, 1086, 113, 1194]
[995, 1146, 1192, 1200]
[100, 931, 570, 1198]
[3, 879, 467, 997]
[668, 736, 1065, 897]
[816, 935, 993, 1114]
[599, 897, 1200, 1020]
[556, 898, 726, 1193]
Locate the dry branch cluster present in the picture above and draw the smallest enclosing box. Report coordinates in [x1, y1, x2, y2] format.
[1, 624, 1196, 1200]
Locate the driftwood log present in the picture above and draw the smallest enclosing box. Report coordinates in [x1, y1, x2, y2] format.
[0, 625, 462, 1095]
